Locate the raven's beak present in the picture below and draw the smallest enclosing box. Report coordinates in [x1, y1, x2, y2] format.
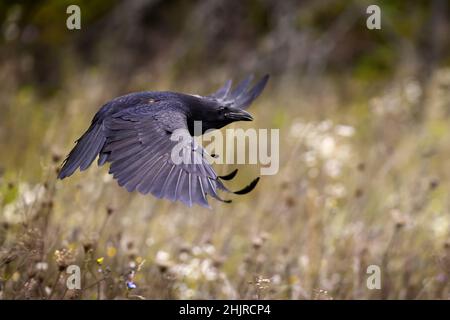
[225, 108, 253, 121]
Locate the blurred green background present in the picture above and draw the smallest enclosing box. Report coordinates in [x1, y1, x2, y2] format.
[0, 0, 450, 299]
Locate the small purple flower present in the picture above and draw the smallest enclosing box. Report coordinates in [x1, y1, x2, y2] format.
[126, 281, 137, 290]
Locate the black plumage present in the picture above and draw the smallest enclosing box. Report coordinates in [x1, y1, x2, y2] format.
[58, 75, 269, 207]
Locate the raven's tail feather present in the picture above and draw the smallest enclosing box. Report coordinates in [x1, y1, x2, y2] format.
[57, 123, 106, 179]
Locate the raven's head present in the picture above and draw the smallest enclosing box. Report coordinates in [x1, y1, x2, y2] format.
[211, 103, 254, 126]
[218, 104, 254, 122]
[187, 75, 269, 135]
[188, 102, 254, 134]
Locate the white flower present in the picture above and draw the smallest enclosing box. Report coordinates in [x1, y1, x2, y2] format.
[325, 183, 347, 198]
[303, 151, 317, 167]
[404, 80, 422, 103]
[35, 262, 48, 271]
[324, 159, 341, 178]
[319, 136, 336, 158]
[155, 250, 170, 263]
[318, 120, 333, 132]
[335, 125, 355, 137]
[203, 244, 215, 255]
[431, 215, 448, 237]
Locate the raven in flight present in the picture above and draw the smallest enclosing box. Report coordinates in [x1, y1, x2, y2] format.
[58, 75, 269, 207]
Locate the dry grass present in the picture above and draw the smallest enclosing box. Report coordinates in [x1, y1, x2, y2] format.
[1, 66, 450, 300]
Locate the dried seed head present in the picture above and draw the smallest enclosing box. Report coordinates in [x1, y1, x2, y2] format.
[251, 275, 271, 291]
[126, 241, 134, 251]
[82, 241, 93, 253]
[212, 255, 225, 268]
[395, 220, 405, 229]
[444, 240, 450, 249]
[354, 188, 363, 198]
[52, 153, 62, 164]
[128, 252, 137, 261]
[285, 196, 296, 207]
[44, 200, 54, 209]
[280, 181, 290, 190]
[66, 289, 81, 300]
[252, 233, 269, 250]
[157, 262, 170, 274]
[252, 237, 263, 250]
[106, 206, 115, 216]
[391, 209, 408, 229]
[429, 178, 439, 190]
[179, 244, 191, 255]
[313, 289, 333, 300]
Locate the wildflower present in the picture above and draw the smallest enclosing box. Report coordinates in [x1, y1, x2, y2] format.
[391, 209, 409, 229]
[156, 250, 170, 263]
[126, 281, 137, 290]
[335, 125, 355, 137]
[106, 246, 117, 258]
[44, 286, 52, 296]
[404, 79, 422, 103]
[54, 248, 75, 271]
[96, 257, 104, 265]
[313, 289, 333, 300]
[125, 268, 138, 291]
[252, 235, 268, 250]
[145, 237, 154, 247]
[203, 243, 216, 255]
[35, 262, 48, 271]
[12, 272, 20, 282]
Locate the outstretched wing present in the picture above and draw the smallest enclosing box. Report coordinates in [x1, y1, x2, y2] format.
[101, 101, 229, 208]
[208, 74, 269, 110]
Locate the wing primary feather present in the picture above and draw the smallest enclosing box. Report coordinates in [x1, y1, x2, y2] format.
[174, 169, 184, 199]
[150, 163, 174, 198]
[139, 158, 167, 195]
[197, 176, 208, 204]
[160, 165, 177, 200]
[218, 168, 238, 181]
[235, 74, 270, 109]
[210, 79, 232, 99]
[230, 74, 254, 99]
[232, 177, 260, 195]
[134, 154, 165, 194]
[188, 173, 192, 207]
[122, 152, 163, 191]
[206, 177, 232, 203]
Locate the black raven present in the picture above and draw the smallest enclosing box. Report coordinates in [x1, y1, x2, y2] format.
[58, 75, 269, 207]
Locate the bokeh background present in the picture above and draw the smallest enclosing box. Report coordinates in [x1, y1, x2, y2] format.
[1, 0, 450, 299]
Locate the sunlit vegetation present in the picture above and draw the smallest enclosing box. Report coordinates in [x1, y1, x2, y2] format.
[0, 0, 449, 299]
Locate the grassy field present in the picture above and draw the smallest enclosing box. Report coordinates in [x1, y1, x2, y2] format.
[1, 65, 450, 300]
[1, 0, 450, 300]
